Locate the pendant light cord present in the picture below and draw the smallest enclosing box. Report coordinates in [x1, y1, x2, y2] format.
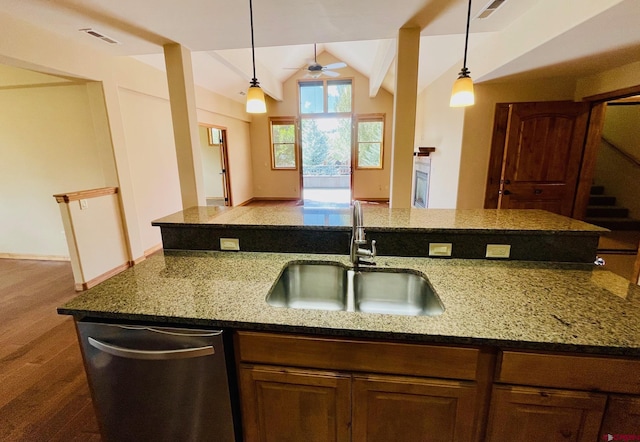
[249, 0, 258, 84]
[462, 0, 472, 69]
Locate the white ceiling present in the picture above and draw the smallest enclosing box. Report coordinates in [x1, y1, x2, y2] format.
[1, 0, 639, 104]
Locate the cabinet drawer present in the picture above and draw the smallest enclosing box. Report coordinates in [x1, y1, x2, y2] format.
[497, 351, 640, 394]
[235, 331, 480, 380]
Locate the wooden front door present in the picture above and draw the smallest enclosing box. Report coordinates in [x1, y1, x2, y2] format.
[485, 101, 590, 216]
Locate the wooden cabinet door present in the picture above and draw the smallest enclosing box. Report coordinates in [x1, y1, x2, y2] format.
[486, 101, 590, 216]
[352, 374, 477, 442]
[238, 364, 351, 442]
[600, 395, 640, 435]
[486, 385, 606, 442]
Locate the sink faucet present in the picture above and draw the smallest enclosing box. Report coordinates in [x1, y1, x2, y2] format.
[351, 200, 376, 267]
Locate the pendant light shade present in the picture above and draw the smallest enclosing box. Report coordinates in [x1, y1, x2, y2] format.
[450, 0, 474, 108]
[450, 68, 474, 107]
[246, 82, 267, 113]
[246, 0, 266, 114]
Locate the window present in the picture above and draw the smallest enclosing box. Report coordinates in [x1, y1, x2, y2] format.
[299, 79, 352, 115]
[355, 115, 384, 169]
[270, 118, 297, 169]
[208, 127, 222, 146]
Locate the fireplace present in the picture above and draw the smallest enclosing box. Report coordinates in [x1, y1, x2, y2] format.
[412, 155, 431, 208]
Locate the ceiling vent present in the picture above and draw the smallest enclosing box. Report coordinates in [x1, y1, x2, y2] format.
[474, 0, 507, 19]
[79, 28, 120, 44]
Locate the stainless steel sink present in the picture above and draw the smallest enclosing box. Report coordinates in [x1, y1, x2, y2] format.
[266, 261, 349, 311]
[353, 268, 444, 316]
[267, 261, 444, 316]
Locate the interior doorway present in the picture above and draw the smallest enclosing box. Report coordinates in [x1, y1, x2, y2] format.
[300, 116, 352, 207]
[585, 97, 640, 282]
[199, 125, 231, 206]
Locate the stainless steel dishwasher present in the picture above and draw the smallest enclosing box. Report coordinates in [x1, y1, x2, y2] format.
[76, 321, 239, 442]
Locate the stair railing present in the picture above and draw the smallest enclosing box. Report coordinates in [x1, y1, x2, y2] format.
[602, 137, 640, 168]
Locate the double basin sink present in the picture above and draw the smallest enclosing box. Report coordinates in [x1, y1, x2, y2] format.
[267, 261, 444, 316]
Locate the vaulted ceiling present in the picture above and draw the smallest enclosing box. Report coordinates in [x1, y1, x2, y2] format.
[1, 0, 639, 103]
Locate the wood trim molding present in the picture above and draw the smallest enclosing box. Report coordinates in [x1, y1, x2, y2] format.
[75, 262, 130, 291]
[0, 253, 70, 261]
[144, 243, 163, 257]
[572, 102, 607, 220]
[582, 85, 640, 103]
[53, 187, 118, 204]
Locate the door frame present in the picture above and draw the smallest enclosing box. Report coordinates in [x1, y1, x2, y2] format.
[200, 124, 232, 206]
[572, 84, 640, 219]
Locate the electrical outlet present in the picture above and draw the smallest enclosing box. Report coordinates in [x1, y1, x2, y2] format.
[429, 243, 452, 257]
[220, 238, 240, 251]
[79, 199, 88, 210]
[486, 244, 511, 258]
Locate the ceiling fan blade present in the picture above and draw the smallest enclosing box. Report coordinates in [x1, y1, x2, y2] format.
[323, 62, 347, 70]
[323, 70, 340, 78]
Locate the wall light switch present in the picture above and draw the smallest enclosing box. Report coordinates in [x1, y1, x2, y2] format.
[220, 238, 240, 251]
[429, 243, 452, 257]
[486, 244, 511, 258]
[79, 199, 88, 210]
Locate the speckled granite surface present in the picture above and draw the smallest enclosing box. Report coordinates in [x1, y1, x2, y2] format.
[152, 207, 607, 233]
[59, 251, 640, 356]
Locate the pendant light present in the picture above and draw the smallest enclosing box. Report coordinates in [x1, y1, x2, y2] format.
[246, 0, 266, 113]
[450, 0, 475, 107]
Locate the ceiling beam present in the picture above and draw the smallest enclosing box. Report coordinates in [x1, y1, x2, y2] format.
[208, 50, 283, 102]
[369, 39, 396, 98]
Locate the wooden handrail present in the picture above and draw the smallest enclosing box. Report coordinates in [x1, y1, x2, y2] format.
[601, 137, 640, 168]
[53, 187, 118, 203]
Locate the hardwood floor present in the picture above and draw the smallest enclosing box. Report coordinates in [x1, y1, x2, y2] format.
[0, 258, 101, 441]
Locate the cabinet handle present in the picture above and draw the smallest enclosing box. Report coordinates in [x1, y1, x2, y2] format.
[500, 190, 511, 196]
[88, 337, 215, 360]
[534, 189, 543, 195]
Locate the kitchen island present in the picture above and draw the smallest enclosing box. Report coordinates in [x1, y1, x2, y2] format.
[59, 207, 639, 441]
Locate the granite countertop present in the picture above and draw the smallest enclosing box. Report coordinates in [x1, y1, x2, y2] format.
[152, 207, 607, 235]
[59, 251, 640, 356]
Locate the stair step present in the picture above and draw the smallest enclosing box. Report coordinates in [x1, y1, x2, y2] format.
[588, 195, 616, 206]
[586, 206, 629, 218]
[585, 217, 640, 231]
[590, 185, 605, 195]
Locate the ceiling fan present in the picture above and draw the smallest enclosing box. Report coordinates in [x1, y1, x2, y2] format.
[297, 44, 347, 78]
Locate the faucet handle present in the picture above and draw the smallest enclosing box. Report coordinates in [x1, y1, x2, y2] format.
[370, 240, 377, 258]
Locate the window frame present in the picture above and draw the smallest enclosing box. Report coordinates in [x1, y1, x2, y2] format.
[297, 78, 354, 117]
[269, 117, 298, 170]
[354, 114, 385, 170]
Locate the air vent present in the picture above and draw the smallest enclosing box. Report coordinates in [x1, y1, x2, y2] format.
[474, 0, 507, 19]
[79, 28, 120, 45]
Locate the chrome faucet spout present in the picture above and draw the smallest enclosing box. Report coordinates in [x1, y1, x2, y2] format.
[350, 200, 376, 266]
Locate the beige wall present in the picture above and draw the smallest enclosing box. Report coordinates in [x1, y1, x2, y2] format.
[575, 61, 640, 100]
[118, 87, 182, 251]
[602, 105, 640, 157]
[250, 52, 394, 200]
[594, 104, 640, 219]
[0, 82, 108, 258]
